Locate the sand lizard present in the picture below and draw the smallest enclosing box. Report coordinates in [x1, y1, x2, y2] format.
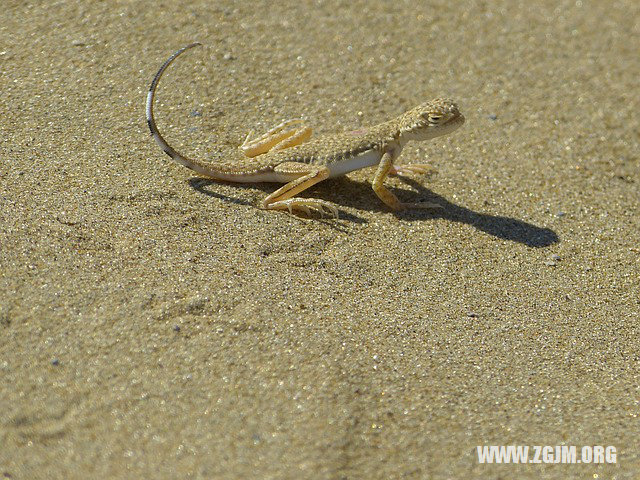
[146, 43, 465, 218]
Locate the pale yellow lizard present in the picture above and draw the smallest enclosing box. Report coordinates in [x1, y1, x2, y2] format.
[146, 43, 465, 218]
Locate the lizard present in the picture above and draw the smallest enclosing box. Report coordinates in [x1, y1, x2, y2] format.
[146, 42, 465, 218]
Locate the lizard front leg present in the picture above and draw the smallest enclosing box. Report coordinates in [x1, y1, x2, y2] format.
[372, 148, 441, 211]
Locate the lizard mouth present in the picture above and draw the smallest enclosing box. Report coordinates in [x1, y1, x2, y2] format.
[425, 112, 464, 139]
[446, 112, 465, 130]
[440, 112, 464, 129]
[454, 112, 465, 125]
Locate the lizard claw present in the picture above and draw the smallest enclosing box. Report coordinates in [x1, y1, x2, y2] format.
[268, 198, 339, 219]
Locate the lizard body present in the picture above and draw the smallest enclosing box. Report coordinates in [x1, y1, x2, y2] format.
[146, 43, 465, 217]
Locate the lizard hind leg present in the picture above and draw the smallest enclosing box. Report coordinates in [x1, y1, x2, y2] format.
[240, 119, 312, 158]
[262, 163, 338, 218]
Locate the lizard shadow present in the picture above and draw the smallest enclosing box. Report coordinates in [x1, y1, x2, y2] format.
[189, 177, 559, 247]
[329, 176, 559, 247]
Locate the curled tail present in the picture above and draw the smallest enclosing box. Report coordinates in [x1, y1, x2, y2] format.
[146, 42, 218, 177]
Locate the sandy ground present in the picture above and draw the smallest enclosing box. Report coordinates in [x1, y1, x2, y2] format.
[1, 1, 638, 478]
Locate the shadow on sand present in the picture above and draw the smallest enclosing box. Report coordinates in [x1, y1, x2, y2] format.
[189, 176, 559, 248]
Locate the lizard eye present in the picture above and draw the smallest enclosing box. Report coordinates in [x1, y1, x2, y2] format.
[428, 114, 443, 123]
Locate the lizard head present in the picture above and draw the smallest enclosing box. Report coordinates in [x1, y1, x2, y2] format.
[399, 99, 465, 142]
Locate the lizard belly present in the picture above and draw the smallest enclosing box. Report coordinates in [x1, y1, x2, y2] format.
[327, 150, 382, 178]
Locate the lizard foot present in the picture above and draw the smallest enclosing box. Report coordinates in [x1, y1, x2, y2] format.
[268, 198, 339, 219]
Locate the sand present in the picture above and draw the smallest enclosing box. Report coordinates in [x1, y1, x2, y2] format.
[1, 1, 638, 478]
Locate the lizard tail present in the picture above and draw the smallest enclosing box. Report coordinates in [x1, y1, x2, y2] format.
[146, 42, 218, 177]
